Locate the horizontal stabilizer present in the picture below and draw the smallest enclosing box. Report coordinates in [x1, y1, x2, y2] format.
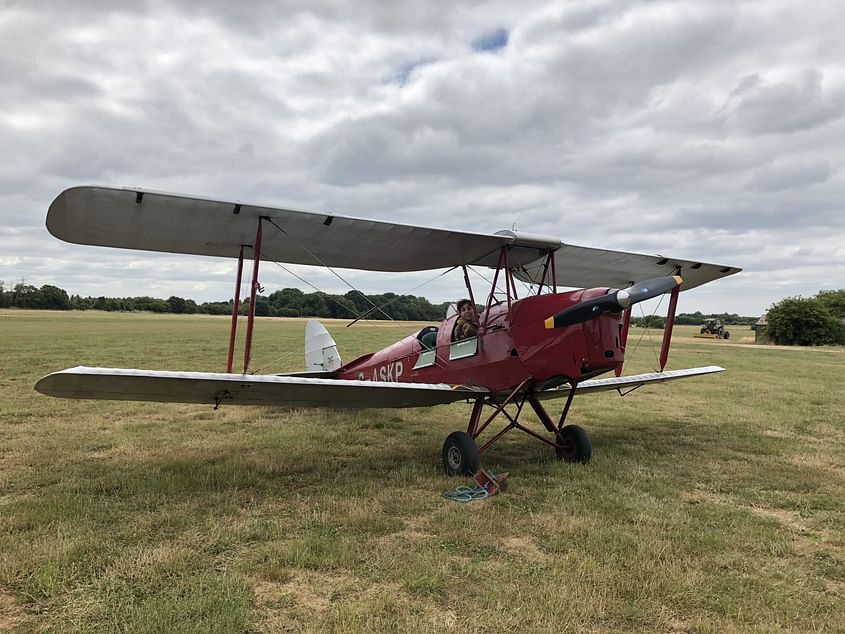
[35, 367, 487, 409]
[536, 366, 725, 400]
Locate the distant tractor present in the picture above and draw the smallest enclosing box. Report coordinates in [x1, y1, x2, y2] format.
[695, 318, 730, 340]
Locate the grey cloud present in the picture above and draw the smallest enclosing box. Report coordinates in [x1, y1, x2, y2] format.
[745, 159, 833, 192]
[725, 70, 844, 136]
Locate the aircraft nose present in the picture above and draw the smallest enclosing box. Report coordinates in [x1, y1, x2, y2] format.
[545, 276, 682, 328]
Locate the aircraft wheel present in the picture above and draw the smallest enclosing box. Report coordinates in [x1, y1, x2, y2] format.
[723, 331, 730, 340]
[442, 431, 479, 476]
[555, 425, 592, 464]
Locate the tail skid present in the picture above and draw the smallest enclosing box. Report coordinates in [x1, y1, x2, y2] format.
[305, 320, 342, 372]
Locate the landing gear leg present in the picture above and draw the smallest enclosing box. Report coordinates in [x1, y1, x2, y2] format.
[527, 388, 593, 464]
[449, 383, 594, 469]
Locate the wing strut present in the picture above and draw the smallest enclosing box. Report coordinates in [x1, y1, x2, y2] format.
[659, 283, 680, 371]
[243, 218, 264, 373]
[461, 265, 479, 324]
[614, 306, 633, 377]
[226, 245, 245, 373]
[482, 245, 518, 328]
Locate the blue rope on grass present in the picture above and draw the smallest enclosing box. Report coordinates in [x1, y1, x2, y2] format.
[444, 470, 506, 503]
[444, 484, 490, 503]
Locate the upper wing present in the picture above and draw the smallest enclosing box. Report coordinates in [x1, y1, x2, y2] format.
[534, 366, 725, 400]
[47, 186, 740, 290]
[47, 186, 511, 273]
[34, 366, 487, 409]
[514, 244, 739, 292]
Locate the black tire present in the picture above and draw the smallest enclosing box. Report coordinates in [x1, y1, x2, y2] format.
[442, 431, 480, 476]
[723, 331, 730, 340]
[555, 425, 592, 464]
[700, 327, 707, 334]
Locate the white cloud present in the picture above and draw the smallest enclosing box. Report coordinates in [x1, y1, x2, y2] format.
[2, 0, 845, 317]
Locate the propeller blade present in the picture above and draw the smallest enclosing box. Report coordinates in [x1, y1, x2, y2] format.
[544, 275, 682, 329]
[625, 275, 683, 304]
[544, 292, 625, 328]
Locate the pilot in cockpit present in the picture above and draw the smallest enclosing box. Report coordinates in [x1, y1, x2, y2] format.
[453, 299, 478, 341]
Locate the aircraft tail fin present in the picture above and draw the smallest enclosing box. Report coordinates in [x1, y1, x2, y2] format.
[305, 320, 342, 372]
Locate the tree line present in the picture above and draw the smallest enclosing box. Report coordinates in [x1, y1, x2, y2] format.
[3, 280, 841, 344]
[1, 281, 760, 324]
[0, 281, 449, 321]
[631, 311, 760, 329]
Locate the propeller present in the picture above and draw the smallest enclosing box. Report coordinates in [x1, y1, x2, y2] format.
[544, 275, 683, 329]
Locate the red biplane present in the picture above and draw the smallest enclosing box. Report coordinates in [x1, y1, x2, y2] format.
[36, 186, 740, 475]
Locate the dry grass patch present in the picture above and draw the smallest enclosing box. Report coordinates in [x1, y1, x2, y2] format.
[0, 589, 30, 631]
[499, 535, 545, 562]
[252, 572, 461, 633]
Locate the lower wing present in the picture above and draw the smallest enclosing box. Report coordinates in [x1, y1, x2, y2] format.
[35, 365, 723, 409]
[35, 367, 487, 409]
[535, 366, 725, 399]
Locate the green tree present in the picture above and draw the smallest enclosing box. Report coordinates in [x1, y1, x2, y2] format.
[300, 293, 330, 318]
[12, 283, 41, 308]
[135, 296, 168, 313]
[635, 314, 665, 329]
[92, 296, 124, 311]
[70, 294, 93, 310]
[675, 311, 703, 325]
[253, 296, 272, 317]
[816, 290, 845, 318]
[39, 284, 71, 310]
[766, 297, 840, 346]
[327, 296, 356, 318]
[269, 288, 305, 313]
[200, 301, 232, 315]
[815, 290, 845, 344]
[167, 296, 187, 314]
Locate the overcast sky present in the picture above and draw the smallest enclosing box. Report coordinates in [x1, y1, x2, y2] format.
[2, 0, 843, 317]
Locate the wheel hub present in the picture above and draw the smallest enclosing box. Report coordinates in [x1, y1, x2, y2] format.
[447, 446, 462, 470]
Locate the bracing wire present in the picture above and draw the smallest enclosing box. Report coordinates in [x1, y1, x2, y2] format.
[249, 350, 301, 376]
[466, 266, 509, 303]
[626, 294, 667, 371]
[264, 218, 392, 321]
[346, 266, 460, 328]
[234, 251, 362, 375]
[267, 259, 360, 319]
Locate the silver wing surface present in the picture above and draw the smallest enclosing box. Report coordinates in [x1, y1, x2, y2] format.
[35, 367, 488, 409]
[47, 186, 511, 273]
[515, 245, 738, 293]
[47, 186, 740, 290]
[535, 366, 725, 400]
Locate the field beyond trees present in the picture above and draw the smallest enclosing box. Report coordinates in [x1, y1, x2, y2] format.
[1, 311, 844, 632]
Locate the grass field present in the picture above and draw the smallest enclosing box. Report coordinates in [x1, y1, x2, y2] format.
[1, 310, 844, 632]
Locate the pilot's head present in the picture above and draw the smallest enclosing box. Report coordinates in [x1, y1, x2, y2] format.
[457, 299, 474, 320]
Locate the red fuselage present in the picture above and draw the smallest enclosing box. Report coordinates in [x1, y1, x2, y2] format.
[336, 289, 625, 392]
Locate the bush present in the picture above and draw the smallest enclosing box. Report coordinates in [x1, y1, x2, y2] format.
[766, 297, 841, 346]
[634, 314, 665, 329]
